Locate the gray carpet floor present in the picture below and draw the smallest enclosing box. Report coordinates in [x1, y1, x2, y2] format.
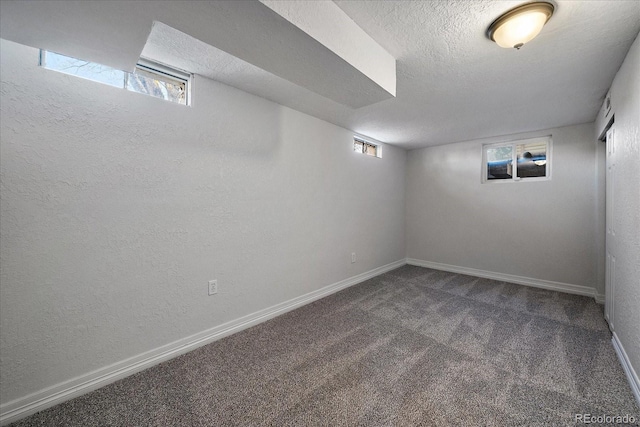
[10, 265, 639, 426]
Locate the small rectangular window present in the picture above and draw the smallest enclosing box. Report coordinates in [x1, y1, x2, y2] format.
[483, 136, 551, 182]
[354, 137, 381, 158]
[40, 51, 190, 105]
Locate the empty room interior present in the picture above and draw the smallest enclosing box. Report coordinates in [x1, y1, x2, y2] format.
[1, 0, 639, 425]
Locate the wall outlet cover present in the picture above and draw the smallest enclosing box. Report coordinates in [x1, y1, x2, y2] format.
[208, 280, 218, 295]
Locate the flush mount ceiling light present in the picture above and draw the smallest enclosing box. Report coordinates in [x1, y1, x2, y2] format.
[487, 2, 554, 50]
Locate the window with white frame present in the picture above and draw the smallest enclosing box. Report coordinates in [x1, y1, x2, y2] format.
[483, 136, 551, 182]
[40, 51, 190, 105]
[354, 137, 381, 158]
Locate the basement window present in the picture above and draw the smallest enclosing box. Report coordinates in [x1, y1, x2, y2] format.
[40, 51, 190, 105]
[483, 136, 551, 182]
[127, 60, 189, 105]
[354, 137, 381, 158]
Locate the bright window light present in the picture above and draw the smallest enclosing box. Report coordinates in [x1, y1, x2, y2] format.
[354, 137, 381, 158]
[127, 60, 189, 105]
[40, 50, 125, 88]
[483, 136, 551, 182]
[40, 51, 190, 105]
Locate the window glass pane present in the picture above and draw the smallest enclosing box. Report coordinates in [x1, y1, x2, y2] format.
[364, 143, 377, 157]
[127, 67, 186, 105]
[354, 140, 364, 153]
[517, 141, 547, 178]
[41, 51, 125, 88]
[486, 145, 513, 180]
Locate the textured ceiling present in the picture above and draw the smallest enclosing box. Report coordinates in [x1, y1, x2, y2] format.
[1, 0, 639, 149]
[333, 0, 640, 148]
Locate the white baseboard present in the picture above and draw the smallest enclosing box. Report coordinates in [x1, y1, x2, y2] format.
[0, 259, 406, 426]
[406, 258, 596, 298]
[612, 332, 640, 407]
[595, 293, 606, 304]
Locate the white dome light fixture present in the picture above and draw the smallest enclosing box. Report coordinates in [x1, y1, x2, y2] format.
[487, 2, 555, 50]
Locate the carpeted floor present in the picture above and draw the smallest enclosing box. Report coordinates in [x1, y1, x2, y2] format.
[10, 265, 639, 426]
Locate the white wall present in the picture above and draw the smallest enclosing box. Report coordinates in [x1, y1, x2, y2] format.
[0, 39, 406, 406]
[605, 34, 640, 386]
[406, 123, 600, 290]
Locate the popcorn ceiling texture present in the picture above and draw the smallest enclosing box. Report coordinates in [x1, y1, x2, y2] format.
[8, 266, 639, 426]
[0, 39, 407, 407]
[332, 0, 640, 148]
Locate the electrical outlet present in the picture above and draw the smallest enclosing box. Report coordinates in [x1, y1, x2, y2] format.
[351, 252, 356, 263]
[208, 280, 218, 296]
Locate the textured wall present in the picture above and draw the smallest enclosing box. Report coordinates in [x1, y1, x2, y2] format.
[607, 34, 640, 377]
[0, 39, 406, 405]
[406, 123, 600, 288]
